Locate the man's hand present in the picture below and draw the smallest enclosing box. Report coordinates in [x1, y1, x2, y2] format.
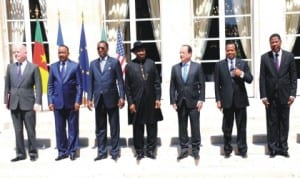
[87, 101, 93, 111]
[262, 98, 270, 108]
[233, 68, 243, 77]
[129, 104, 136, 113]
[48, 104, 54, 111]
[172, 104, 177, 111]
[118, 98, 125, 109]
[216, 101, 222, 111]
[196, 101, 203, 111]
[155, 100, 161, 109]
[288, 96, 295, 106]
[74, 103, 80, 111]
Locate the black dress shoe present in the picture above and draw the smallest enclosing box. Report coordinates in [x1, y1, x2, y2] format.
[136, 153, 144, 161]
[111, 154, 120, 161]
[70, 154, 76, 161]
[94, 154, 108, 161]
[269, 151, 276, 158]
[239, 153, 247, 158]
[192, 153, 200, 160]
[30, 155, 38, 161]
[177, 151, 188, 160]
[146, 151, 156, 159]
[11, 156, 26, 162]
[224, 153, 231, 158]
[281, 152, 290, 158]
[55, 154, 68, 161]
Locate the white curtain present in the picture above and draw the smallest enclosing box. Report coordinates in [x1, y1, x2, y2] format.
[7, 0, 25, 43]
[106, 0, 128, 42]
[193, 0, 214, 59]
[147, 0, 161, 55]
[286, 0, 300, 51]
[38, 0, 47, 38]
[232, 0, 251, 59]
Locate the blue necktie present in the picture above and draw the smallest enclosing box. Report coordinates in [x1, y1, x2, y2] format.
[182, 63, 188, 82]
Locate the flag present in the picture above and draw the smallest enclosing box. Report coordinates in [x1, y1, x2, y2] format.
[79, 21, 89, 93]
[33, 20, 48, 94]
[101, 22, 107, 41]
[116, 27, 127, 73]
[56, 19, 64, 46]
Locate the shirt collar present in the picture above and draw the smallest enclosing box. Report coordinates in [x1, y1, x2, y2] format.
[16, 60, 27, 66]
[182, 60, 191, 66]
[99, 56, 107, 61]
[273, 50, 282, 56]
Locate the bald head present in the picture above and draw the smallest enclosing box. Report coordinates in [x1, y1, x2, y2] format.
[13, 44, 27, 63]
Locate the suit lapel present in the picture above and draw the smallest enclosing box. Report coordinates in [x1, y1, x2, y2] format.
[278, 51, 288, 74]
[12, 64, 19, 86]
[17, 62, 30, 87]
[103, 57, 111, 73]
[176, 63, 184, 83]
[267, 52, 278, 74]
[222, 60, 231, 78]
[63, 61, 73, 82]
[186, 62, 194, 82]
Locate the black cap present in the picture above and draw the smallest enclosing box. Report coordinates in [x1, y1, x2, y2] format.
[130, 41, 145, 52]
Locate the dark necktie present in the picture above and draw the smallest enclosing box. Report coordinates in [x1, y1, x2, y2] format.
[60, 62, 65, 77]
[17, 62, 22, 80]
[274, 53, 279, 71]
[230, 60, 234, 77]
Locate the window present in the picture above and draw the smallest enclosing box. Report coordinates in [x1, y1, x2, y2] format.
[193, 0, 252, 82]
[5, 0, 48, 64]
[286, 0, 300, 78]
[104, 0, 161, 77]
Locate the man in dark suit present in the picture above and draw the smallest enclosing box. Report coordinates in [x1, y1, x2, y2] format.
[259, 33, 297, 158]
[87, 41, 125, 161]
[4, 44, 42, 162]
[214, 41, 253, 158]
[125, 41, 162, 160]
[170, 44, 205, 160]
[47, 45, 83, 161]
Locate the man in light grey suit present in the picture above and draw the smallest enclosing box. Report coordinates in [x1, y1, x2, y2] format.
[4, 45, 42, 162]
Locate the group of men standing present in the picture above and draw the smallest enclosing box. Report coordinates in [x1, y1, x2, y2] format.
[4, 33, 297, 162]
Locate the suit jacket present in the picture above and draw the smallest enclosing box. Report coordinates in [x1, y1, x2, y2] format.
[259, 50, 297, 104]
[4, 61, 42, 110]
[125, 58, 162, 124]
[214, 58, 253, 109]
[170, 61, 205, 108]
[47, 59, 83, 109]
[87, 56, 125, 108]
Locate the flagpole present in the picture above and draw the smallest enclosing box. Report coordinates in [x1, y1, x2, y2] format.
[58, 10, 60, 20]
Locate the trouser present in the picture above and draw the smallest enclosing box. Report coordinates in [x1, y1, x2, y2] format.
[11, 108, 37, 157]
[222, 107, 247, 154]
[133, 122, 157, 154]
[266, 99, 290, 153]
[177, 101, 200, 154]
